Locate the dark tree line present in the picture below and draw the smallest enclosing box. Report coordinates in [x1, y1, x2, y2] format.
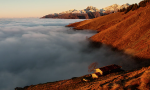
[139, 0, 150, 7]
[118, 0, 150, 14]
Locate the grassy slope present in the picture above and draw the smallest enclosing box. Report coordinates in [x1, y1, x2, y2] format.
[67, 3, 150, 59]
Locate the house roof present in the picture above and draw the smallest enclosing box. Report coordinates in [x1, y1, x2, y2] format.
[97, 64, 122, 72]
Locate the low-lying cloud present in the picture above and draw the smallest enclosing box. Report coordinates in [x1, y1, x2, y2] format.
[0, 18, 140, 90]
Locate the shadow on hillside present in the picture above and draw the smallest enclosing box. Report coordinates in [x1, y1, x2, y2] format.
[87, 41, 102, 49]
[87, 40, 150, 70]
[132, 57, 150, 69]
[80, 40, 102, 53]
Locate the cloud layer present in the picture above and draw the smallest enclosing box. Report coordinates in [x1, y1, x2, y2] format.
[0, 18, 136, 90]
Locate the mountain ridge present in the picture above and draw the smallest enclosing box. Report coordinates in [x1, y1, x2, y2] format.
[41, 3, 129, 19]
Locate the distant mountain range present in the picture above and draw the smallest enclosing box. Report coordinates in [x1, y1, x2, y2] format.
[41, 3, 129, 19]
[102, 3, 129, 12]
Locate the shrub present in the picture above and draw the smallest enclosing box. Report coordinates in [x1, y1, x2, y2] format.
[88, 62, 98, 73]
[139, 70, 150, 89]
[118, 0, 150, 14]
[139, 1, 147, 7]
[139, 0, 150, 7]
[132, 3, 139, 11]
[124, 4, 134, 14]
[119, 8, 126, 12]
[111, 83, 123, 90]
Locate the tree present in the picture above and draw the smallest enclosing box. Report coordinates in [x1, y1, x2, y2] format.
[119, 8, 126, 12]
[144, 0, 150, 2]
[132, 3, 139, 11]
[139, 0, 150, 7]
[139, 1, 147, 7]
[124, 4, 134, 14]
[88, 62, 98, 73]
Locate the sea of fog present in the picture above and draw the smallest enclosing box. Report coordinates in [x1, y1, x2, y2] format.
[0, 18, 137, 90]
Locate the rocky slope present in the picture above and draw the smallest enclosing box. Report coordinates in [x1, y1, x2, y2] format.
[42, 4, 129, 19]
[67, 2, 150, 59]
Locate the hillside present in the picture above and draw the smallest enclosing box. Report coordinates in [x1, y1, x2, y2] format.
[16, 66, 150, 90]
[67, 2, 150, 59]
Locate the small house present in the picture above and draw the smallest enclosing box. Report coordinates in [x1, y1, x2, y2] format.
[91, 64, 122, 79]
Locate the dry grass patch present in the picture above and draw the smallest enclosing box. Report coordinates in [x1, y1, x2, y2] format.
[102, 83, 110, 90]
[111, 83, 123, 90]
[139, 70, 150, 90]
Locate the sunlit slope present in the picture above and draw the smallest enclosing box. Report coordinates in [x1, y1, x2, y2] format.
[68, 3, 150, 59]
[67, 12, 123, 31]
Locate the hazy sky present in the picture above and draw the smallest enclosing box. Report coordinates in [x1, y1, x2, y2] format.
[1, 0, 142, 18]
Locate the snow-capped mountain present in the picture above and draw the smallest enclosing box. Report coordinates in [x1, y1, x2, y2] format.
[42, 3, 129, 19]
[49, 3, 129, 16]
[102, 3, 130, 12]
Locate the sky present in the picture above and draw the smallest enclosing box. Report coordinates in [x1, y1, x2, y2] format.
[0, 0, 142, 18]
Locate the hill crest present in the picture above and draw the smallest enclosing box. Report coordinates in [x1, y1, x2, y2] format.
[67, 2, 150, 59]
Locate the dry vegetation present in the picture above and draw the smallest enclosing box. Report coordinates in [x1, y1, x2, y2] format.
[67, 2, 150, 59]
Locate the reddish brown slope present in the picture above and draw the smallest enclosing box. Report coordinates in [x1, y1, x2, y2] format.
[67, 3, 150, 59]
[21, 66, 150, 90]
[67, 12, 123, 31]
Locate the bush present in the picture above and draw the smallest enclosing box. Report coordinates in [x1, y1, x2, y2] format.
[139, 70, 150, 89]
[139, 0, 150, 7]
[132, 3, 139, 11]
[124, 4, 134, 14]
[144, 0, 150, 2]
[119, 8, 126, 12]
[139, 1, 147, 7]
[124, 3, 140, 14]
[118, 0, 150, 14]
